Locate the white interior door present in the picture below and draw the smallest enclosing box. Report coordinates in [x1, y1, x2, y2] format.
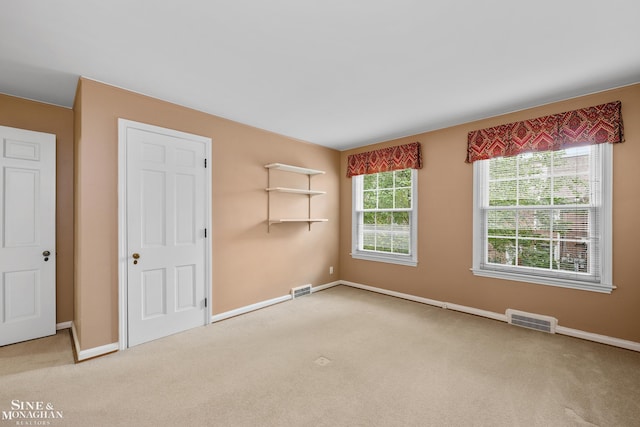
[0, 125, 56, 347]
[124, 122, 210, 347]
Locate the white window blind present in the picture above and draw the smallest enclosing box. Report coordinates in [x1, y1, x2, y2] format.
[472, 144, 612, 293]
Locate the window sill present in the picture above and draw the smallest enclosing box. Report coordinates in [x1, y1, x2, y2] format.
[470, 268, 613, 294]
[352, 251, 417, 267]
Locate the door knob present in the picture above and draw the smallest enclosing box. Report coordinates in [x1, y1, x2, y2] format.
[132, 253, 140, 265]
[43, 250, 50, 262]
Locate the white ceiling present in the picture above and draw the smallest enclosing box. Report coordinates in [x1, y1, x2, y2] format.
[1, 1, 639, 151]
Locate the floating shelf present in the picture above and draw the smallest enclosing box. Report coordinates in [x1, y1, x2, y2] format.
[265, 163, 325, 176]
[266, 187, 326, 196]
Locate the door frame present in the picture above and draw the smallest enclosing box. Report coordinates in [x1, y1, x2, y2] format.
[117, 119, 212, 350]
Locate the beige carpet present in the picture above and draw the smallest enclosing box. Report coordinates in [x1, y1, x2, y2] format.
[0, 329, 74, 376]
[1, 285, 639, 426]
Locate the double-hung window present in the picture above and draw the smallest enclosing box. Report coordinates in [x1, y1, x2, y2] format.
[352, 168, 418, 266]
[472, 143, 612, 293]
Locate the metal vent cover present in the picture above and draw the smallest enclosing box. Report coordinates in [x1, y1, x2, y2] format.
[291, 284, 312, 299]
[506, 309, 557, 334]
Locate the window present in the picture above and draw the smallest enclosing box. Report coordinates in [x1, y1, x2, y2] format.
[352, 168, 417, 266]
[472, 144, 612, 293]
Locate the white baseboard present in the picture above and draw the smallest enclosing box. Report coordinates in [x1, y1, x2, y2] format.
[312, 280, 341, 293]
[338, 280, 640, 353]
[56, 321, 72, 330]
[211, 294, 291, 323]
[70, 322, 119, 362]
[555, 326, 640, 352]
[211, 281, 342, 323]
[443, 302, 508, 322]
[340, 280, 447, 309]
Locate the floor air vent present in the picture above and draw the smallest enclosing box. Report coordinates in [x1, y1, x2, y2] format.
[506, 309, 557, 333]
[291, 284, 312, 299]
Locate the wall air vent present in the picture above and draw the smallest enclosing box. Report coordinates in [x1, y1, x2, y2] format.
[506, 309, 557, 334]
[291, 284, 312, 299]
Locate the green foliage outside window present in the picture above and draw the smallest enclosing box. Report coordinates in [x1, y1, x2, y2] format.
[360, 169, 412, 255]
[486, 149, 590, 272]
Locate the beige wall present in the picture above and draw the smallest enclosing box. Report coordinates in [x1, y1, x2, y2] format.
[74, 78, 340, 350]
[0, 94, 75, 324]
[340, 83, 640, 342]
[5, 78, 638, 349]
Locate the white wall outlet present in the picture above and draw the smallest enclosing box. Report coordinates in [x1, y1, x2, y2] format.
[329, 266, 334, 275]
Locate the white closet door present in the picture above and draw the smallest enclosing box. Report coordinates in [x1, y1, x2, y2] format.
[125, 124, 208, 347]
[0, 125, 56, 347]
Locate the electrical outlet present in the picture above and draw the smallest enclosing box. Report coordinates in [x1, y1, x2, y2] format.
[329, 266, 334, 275]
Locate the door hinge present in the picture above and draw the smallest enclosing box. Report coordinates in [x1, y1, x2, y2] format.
[204, 228, 207, 238]
[204, 158, 207, 168]
[204, 298, 208, 308]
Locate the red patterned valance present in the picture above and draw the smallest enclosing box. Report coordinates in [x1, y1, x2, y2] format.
[347, 142, 422, 177]
[466, 101, 623, 163]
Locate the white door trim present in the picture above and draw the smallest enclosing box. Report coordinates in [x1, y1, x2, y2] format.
[117, 119, 212, 350]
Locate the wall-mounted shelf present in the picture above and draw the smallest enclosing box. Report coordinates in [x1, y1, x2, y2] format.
[268, 219, 329, 225]
[265, 163, 325, 176]
[266, 187, 326, 196]
[265, 163, 327, 232]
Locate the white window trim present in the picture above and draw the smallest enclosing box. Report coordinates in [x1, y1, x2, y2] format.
[351, 169, 418, 267]
[471, 144, 613, 294]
